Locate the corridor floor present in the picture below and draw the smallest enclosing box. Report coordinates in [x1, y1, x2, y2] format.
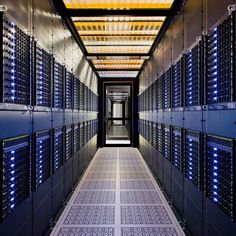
[51, 148, 185, 236]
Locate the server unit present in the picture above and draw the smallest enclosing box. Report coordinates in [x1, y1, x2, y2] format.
[65, 70, 73, 110]
[205, 135, 235, 221]
[33, 130, 51, 189]
[185, 40, 203, 108]
[205, 11, 235, 108]
[172, 58, 184, 109]
[34, 45, 52, 107]
[0, 135, 30, 220]
[53, 60, 64, 109]
[172, 127, 183, 171]
[163, 68, 172, 110]
[73, 124, 79, 154]
[185, 130, 202, 189]
[65, 126, 72, 161]
[163, 124, 171, 161]
[53, 127, 63, 173]
[0, 15, 31, 106]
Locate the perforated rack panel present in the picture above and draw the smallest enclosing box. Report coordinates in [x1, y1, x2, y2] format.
[163, 125, 171, 161]
[79, 81, 84, 111]
[79, 122, 84, 149]
[53, 127, 63, 173]
[65, 126, 72, 161]
[152, 122, 157, 149]
[0, 135, 30, 220]
[172, 58, 183, 109]
[73, 77, 79, 110]
[65, 70, 73, 109]
[157, 75, 163, 110]
[185, 42, 202, 107]
[163, 69, 172, 109]
[157, 123, 163, 153]
[206, 12, 235, 106]
[172, 127, 182, 171]
[34, 130, 51, 189]
[205, 135, 235, 220]
[73, 124, 79, 154]
[35, 45, 52, 107]
[84, 121, 88, 144]
[185, 130, 201, 189]
[53, 60, 64, 109]
[1, 16, 31, 105]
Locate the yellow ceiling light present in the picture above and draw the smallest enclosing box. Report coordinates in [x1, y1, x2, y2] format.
[92, 59, 144, 65]
[94, 64, 143, 69]
[72, 16, 166, 22]
[63, 0, 174, 9]
[86, 46, 150, 54]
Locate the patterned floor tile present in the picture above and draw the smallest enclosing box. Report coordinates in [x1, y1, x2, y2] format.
[120, 172, 150, 179]
[58, 227, 114, 236]
[64, 206, 115, 225]
[74, 191, 116, 204]
[81, 180, 116, 190]
[120, 180, 155, 190]
[120, 191, 162, 204]
[86, 172, 116, 179]
[121, 205, 172, 224]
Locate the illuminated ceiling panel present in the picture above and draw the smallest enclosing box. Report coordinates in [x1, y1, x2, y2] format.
[61, 0, 176, 78]
[64, 0, 174, 9]
[98, 71, 139, 78]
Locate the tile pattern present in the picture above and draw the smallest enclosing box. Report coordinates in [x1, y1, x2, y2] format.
[51, 147, 185, 236]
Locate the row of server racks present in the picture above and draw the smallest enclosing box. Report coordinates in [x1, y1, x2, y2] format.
[0, 13, 98, 111]
[0, 120, 98, 220]
[0, 12, 99, 236]
[138, 6, 236, 236]
[139, 8, 236, 111]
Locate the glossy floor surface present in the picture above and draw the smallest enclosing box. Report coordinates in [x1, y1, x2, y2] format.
[51, 148, 185, 236]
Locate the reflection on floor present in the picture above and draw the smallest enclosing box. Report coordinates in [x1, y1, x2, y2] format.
[107, 125, 128, 139]
[51, 148, 185, 236]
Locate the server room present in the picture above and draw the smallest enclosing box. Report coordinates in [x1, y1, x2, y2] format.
[0, 0, 236, 236]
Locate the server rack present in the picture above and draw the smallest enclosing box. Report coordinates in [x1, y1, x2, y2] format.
[53, 127, 63, 173]
[163, 124, 171, 161]
[152, 122, 157, 149]
[0, 135, 30, 220]
[79, 81, 84, 111]
[184, 130, 202, 189]
[185, 40, 203, 108]
[65, 126, 72, 161]
[65, 70, 73, 110]
[34, 44, 52, 107]
[157, 123, 163, 153]
[157, 75, 163, 110]
[172, 58, 184, 109]
[205, 135, 235, 221]
[33, 130, 51, 190]
[163, 68, 172, 110]
[172, 127, 183, 171]
[205, 11, 235, 108]
[0, 15, 31, 106]
[53, 60, 64, 109]
[73, 76, 79, 111]
[79, 122, 84, 149]
[73, 124, 79, 154]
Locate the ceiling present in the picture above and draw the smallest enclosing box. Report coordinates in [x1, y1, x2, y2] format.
[52, 0, 179, 79]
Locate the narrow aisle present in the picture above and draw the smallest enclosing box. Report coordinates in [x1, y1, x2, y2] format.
[51, 148, 185, 236]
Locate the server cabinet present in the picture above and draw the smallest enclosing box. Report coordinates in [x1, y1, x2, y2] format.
[163, 124, 171, 161]
[65, 70, 73, 110]
[79, 122, 84, 149]
[53, 60, 64, 109]
[0, 135, 30, 220]
[172, 127, 183, 171]
[79, 81, 84, 111]
[33, 130, 51, 190]
[65, 126, 72, 161]
[185, 130, 202, 190]
[185, 40, 203, 108]
[73, 77, 79, 111]
[157, 75, 163, 110]
[172, 58, 184, 109]
[205, 11, 236, 108]
[0, 14, 31, 106]
[163, 68, 172, 110]
[53, 127, 63, 173]
[73, 124, 79, 154]
[34, 44, 52, 107]
[205, 135, 235, 221]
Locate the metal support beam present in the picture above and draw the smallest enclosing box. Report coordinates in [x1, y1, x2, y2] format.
[65, 9, 171, 17]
